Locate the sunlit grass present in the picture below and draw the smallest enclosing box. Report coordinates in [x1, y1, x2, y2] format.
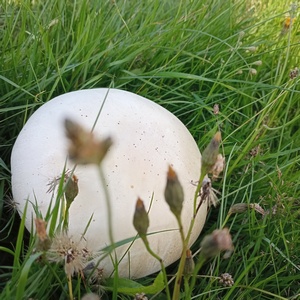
[1, 0, 300, 299]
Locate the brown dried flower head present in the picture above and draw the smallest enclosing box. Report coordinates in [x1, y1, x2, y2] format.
[134, 293, 148, 300]
[35, 218, 51, 251]
[35, 218, 48, 242]
[289, 67, 299, 79]
[229, 203, 266, 216]
[83, 262, 104, 284]
[219, 273, 234, 287]
[211, 154, 225, 180]
[200, 228, 234, 259]
[228, 203, 249, 215]
[65, 118, 112, 165]
[249, 203, 265, 216]
[201, 177, 219, 208]
[213, 104, 220, 115]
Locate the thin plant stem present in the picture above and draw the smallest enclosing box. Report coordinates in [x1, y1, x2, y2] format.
[221, 213, 231, 228]
[183, 276, 191, 298]
[98, 165, 114, 248]
[98, 165, 118, 300]
[63, 204, 70, 231]
[176, 215, 185, 245]
[141, 236, 171, 300]
[67, 274, 74, 300]
[185, 254, 206, 299]
[172, 170, 206, 300]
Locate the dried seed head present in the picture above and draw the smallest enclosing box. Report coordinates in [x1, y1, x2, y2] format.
[213, 104, 220, 115]
[228, 203, 249, 215]
[193, 177, 219, 212]
[264, 205, 277, 217]
[201, 177, 219, 208]
[65, 118, 112, 165]
[245, 46, 258, 52]
[249, 203, 265, 215]
[201, 132, 222, 174]
[47, 232, 93, 277]
[238, 31, 245, 39]
[81, 293, 101, 300]
[229, 203, 266, 216]
[183, 249, 195, 276]
[4, 195, 19, 214]
[211, 154, 225, 180]
[219, 273, 234, 287]
[164, 166, 184, 218]
[134, 293, 148, 300]
[200, 228, 233, 259]
[133, 198, 149, 238]
[35, 218, 48, 241]
[290, 67, 299, 79]
[83, 262, 104, 284]
[249, 145, 261, 157]
[251, 60, 262, 66]
[47, 169, 73, 194]
[249, 68, 257, 75]
[35, 218, 51, 251]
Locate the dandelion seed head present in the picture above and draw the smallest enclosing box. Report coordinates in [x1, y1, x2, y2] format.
[4, 195, 19, 214]
[47, 169, 73, 193]
[47, 232, 93, 277]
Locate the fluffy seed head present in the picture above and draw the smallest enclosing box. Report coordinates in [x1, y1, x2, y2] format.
[200, 228, 233, 259]
[47, 232, 93, 277]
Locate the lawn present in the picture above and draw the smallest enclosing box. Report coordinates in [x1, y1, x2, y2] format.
[1, 0, 300, 299]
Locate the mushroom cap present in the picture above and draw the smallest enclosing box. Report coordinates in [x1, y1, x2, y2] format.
[11, 88, 207, 278]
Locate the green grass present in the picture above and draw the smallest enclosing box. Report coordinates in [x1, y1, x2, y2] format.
[1, 0, 300, 299]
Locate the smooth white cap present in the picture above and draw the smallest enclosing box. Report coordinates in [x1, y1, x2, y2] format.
[11, 88, 206, 278]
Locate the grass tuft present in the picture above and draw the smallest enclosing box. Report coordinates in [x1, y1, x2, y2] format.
[1, 0, 300, 299]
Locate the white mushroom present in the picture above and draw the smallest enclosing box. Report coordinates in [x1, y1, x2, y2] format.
[11, 88, 207, 278]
